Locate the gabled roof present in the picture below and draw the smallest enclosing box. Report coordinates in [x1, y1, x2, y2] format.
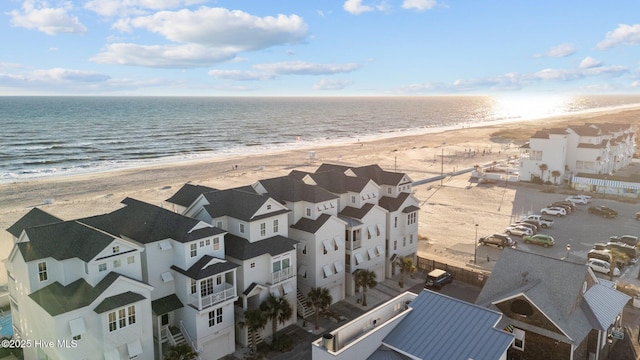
[582, 283, 630, 330]
[576, 139, 608, 149]
[171, 255, 239, 280]
[256, 176, 338, 203]
[349, 164, 407, 186]
[19, 220, 117, 262]
[378, 192, 411, 213]
[6, 207, 63, 238]
[151, 294, 184, 315]
[475, 248, 606, 344]
[569, 125, 601, 137]
[339, 203, 376, 220]
[81, 197, 225, 244]
[530, 128, 567, 139]
[297, 169, 370, 194]
[201, 189, 281, 221]
[224, 234, 297, 260]
[290, 213, 334, 234]
[165, 183, 218, 207]
[381, 290, 513, 360]
[28, 272, 147, 316]
[94, 291, 147, 314]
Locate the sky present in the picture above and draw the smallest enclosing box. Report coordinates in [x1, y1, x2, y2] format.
[1, 0, 640, 96]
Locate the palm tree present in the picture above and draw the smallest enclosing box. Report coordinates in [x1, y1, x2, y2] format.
[397, 257, 416, 288]
[164, 343, 198, 360]
[260, 294, 292, 342]
[241, 308, 268, 357]
[538, 163, 548, 182]
[306, 287, 333, 330]
[551, 170, 561, 185]
[354, 269, 377, 306]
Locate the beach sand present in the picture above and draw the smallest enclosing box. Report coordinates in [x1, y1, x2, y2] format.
[1, 107, 639, 283]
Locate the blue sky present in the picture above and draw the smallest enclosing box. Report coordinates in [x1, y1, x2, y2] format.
[1, 0, 639, 96]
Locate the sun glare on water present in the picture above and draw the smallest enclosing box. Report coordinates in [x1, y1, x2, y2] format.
[489, 95, 573, 122]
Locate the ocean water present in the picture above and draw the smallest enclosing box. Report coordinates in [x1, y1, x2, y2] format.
[2, 95, 640, 183]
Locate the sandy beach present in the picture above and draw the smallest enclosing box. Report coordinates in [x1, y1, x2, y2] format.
[2, 106, 639, 284]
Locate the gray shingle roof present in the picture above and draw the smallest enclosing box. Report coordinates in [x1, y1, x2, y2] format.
[224, 234, 297, 260]
[94, 291, 147, 313]
[290, 213, 333, 234]
[81, 197, 225, 244]
[170, 255, 239, 280]
[165, 183, 218, 207]
[151, 294, 184, 315]
[339, 203, 375, 220]
[382, 290, 514, 360]
[202, 189, 274, 221]
[19, 220, 116, 262]
[300, 170, 369, 194]
[6, 207, 63, 238]
[28, 272, 143, 316]
[475, 248, 599, 344]
[257, 176, 338, 203]
[349, 164, 407, 186]
[570, 125, 601, 136]
[378, 193, 410, 212]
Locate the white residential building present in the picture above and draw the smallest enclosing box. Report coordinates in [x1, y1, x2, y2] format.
[519, 123, 636, 183]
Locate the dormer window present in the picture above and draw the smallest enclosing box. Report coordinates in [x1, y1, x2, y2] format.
[239, 223, 245, 233]
[37, 261, 48, 282]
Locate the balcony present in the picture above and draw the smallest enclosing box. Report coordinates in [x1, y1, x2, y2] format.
[271, 267, 295, 284]
[191, 283, 235, 310]
[347, 239, 362, 251]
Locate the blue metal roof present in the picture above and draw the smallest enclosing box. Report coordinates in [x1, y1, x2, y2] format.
[381, 290, 514, 360]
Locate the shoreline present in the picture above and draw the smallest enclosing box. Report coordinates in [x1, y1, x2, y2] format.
[1, 105, 639, 284]
[4, 103, 640, 185]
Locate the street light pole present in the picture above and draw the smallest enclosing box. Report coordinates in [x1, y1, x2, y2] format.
[474, 224, 479, 264]
[566, 244, 571, 261]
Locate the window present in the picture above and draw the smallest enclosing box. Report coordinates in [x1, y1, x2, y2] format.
[73, 334, 82, 341]
[38, 261, 48, 282]
[209, 308, 224, 327]
[127, 256, 135, 264]
[387, 187, 392, 194]
[394, 240, 397, 250]
[113, 259, 121, 268]
[394, 217, 398, 228]
[410, 234, 413, 244]
[351, 195, 356, 203]
[273, 219, 279, 233]
[205, 239, 211, 246]
[407, 212, 417, 225]
[200, 240, 205, 247]
[112, 246, 119, 253]
[108, 306, 136, 332]
[239, 223, 245, 233]
[216, 275, 222, 285]
[267, 204, 271, 210]
[216, 221, 223, 228]
[301, 243, 307, 255]
[99, 263, 107, 272]
[201, 278, 214, 296]
[403, 237, 406, 247]
[84, 263, 89, 274]
[250, 262, 256, 269]
[190, 279, 197, 294]
[213, 237, 220, 251]
[513, 328, 525, 351]
[216, 308, 223, 324]
[190, 243, 197, 258]
[260, 223, 266, 236]
[161, 314, 169, 326]
[306, 208, 311, 217]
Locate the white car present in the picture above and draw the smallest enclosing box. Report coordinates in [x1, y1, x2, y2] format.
[504, 225, 533, 237]
[565, 196, 589, 204]
[587, 259, 620, 277]
[540, 207, 567, 217]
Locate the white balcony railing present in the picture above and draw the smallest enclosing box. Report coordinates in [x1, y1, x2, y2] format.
[191, 283, 235, 310]
[271, 267, 294, 284]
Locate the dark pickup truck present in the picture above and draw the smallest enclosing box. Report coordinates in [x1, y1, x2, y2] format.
[588, 205, 618, 218]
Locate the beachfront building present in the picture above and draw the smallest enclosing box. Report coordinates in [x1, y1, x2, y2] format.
[180, 188, 298, 347]
[80, 198, 238, 360]
[476, 248, 630, 360]
[312, 290, 514, 360]
[4, 209, 154, 360]
[249, 176, 347, 315]
[518, 123, 636, 183]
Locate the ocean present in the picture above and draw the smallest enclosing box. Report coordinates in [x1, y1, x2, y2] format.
[2, 95, 640, 183]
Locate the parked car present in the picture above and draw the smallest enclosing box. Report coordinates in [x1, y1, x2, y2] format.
[609, 235, 639, 247]
[551, 201, 575, 212]
[519, 219, 541, 231]
[513, 222, 538, 234]
[521, 215, 554, 228]
[522, 234, 555, 247]
[587, 249, 627, 269]
[588, 205, 618, 218]
[594, 242, 638, 264]
[565, 196, 589, 204]
[479, 233, 517, 248]
[424, 269, 453, 289]
[504, 225, 533, 237]
[541, 207, 566, 217]
[587, 259, 620, 277]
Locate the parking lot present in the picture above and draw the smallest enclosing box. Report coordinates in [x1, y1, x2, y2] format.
[476, 189, 640, 280]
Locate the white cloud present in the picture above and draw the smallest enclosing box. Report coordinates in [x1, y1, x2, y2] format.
[29, 68, 111, 82]
[343, 0, 374, 15]
[579, 56, 602, 69]
[596, 24, 640, 50]
[534, 43, 576, 58]
[8, 0, 87, 35]
[253, 61, 361, 75]
[208, 70, 275, 81]
[91, 43, 238, 68]
[128, 8, 307, 50]
[312, 79, 353, 90]
[402, 0, 437, 11]
[84, 0, 207, 17]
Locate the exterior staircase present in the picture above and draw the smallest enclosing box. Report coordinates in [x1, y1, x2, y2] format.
[249, 332, 263, 348]
[169, 326, 187, 346]
[297, 288, 314, 319]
